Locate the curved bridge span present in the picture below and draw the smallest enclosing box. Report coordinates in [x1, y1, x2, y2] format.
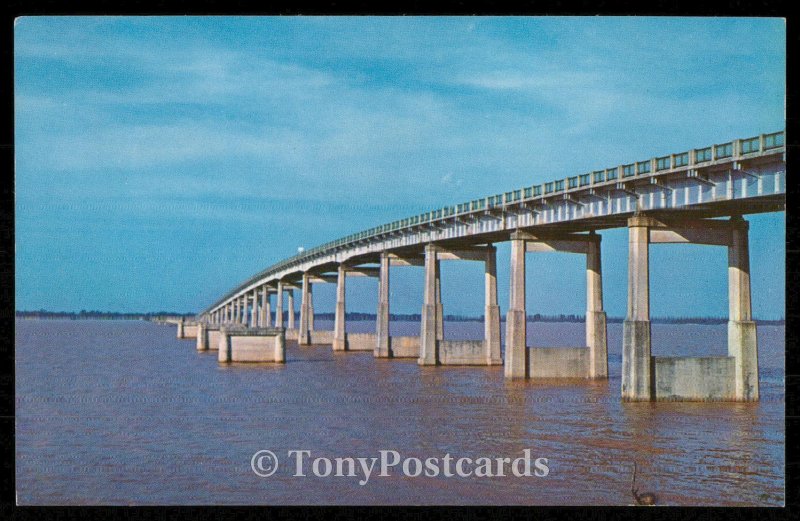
[192, 131, 785, 403]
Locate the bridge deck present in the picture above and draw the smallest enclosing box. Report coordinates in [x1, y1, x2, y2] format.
[204, 131, 785, 314]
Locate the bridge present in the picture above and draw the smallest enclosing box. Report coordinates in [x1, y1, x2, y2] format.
[183, 130, 785, 402]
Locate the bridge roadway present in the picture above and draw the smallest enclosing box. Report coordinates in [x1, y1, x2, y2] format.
[189, 131, 785, 402]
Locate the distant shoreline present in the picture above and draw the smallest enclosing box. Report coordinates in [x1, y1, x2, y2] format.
[14, 311, 785, 326]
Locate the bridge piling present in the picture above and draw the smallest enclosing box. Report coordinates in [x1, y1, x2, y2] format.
[250, 290, 258, 327]
[375, 252, 391, 357]
[728, 216, 759, 401]
[275, 281, 284, 328]
[484, 245, 502, 365]
[505, 234, 528, 378]
[299, 273, 311, 345]
[418, 244, 440, 365]
[622, 215, 653, 400]
[287, 289, 295, 330]
[621, 214, 758, 401]
[334, 265, 348, 351]
[586, 233, 608, 378]
[259, 285, 268, 327]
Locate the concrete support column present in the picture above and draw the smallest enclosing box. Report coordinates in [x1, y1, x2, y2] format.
[233, 299, 240, 325]
[260, 285, 268, 327]
[505, 235, 528, 378]
[197, 322, 208, 351]
[275, 282, 284, 328]
[586, 233, 608, 378]
[177, 318, 185, 339]
[375, 252, 391, 357]
[265, 292, 272, 328]
[287, 290, 295, 329]
[622, 215, 654, 401]
[250, 290, 258, 327]
[418, 244, 439, 365]
[728, 216, 759, 401]
[484, 245, 502, 365]
[333, 265, 347, 351]
[240, 296, 247, 324]
[299, 274, 311, 345]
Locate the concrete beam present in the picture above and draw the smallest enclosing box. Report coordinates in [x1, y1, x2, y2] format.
[309, 275, 338, 284]
[437, 246, 491, 261]
[648, 218, 737, 246]
[343, 267, 380, 277]
[525, 240, 592, 254]
[388, 254, 424, 267]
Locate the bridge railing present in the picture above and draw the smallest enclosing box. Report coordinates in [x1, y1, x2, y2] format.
[206, 130, 784, 313]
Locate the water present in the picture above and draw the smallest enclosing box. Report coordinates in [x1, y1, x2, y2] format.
[15, 319, 784, 505]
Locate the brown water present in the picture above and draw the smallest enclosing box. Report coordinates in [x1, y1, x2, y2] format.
[15, 319, 784, 505]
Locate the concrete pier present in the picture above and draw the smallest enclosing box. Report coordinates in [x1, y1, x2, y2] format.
[505, 231, 608, 379]
[622, 215, 654, 400]
[484, 245, 502, 365]
[375, 252, 391, 357]
[419, 244, 502, 366]
[176, 318, 198, 340]
[728, 216, 759, 401]
[259, 285, 268, 327]
[333, 265, 347, 351]
[287, 290, 295, 330]
[586, 233, 608, 378]
[265, 289, 273, 327]
[418, 244, 440, 365]
[299, 273, 311, 345]
[275, 281, 284, 328]
[250, 289, 258, 327]
[375, 253, 424, 359]
[218, 327, 286, 363]
[505, 234, 528, 378]
[621, 215, 758, 401]
[196, 322, 222, 351]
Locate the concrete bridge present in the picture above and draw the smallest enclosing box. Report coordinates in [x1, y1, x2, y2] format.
[188, 131, 785, 402]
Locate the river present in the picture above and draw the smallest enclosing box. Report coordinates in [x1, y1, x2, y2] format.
[15, 318, 784, 505]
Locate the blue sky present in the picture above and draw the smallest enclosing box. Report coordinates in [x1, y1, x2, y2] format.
[15, 17, 785, 318]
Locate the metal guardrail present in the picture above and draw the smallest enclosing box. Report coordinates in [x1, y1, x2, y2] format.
[204, 130, 785, 313]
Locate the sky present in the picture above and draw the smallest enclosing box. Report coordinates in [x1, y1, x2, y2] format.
[14, 16, 786, 318]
